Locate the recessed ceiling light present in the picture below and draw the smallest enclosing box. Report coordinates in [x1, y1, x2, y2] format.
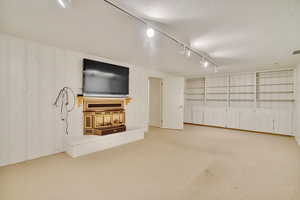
[146, 28, 155, 38]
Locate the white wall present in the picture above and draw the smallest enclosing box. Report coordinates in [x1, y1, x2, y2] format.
[0, 33, 173, 166]
[149, 78, 162, 127]
[296, 65, 300, 145]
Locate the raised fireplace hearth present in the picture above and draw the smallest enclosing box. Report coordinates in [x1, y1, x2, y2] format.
[78, 97, 131, 136]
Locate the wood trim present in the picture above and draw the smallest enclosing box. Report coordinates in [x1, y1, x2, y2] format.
[77, 96, 132, 107]
[184, 123, 294, 137]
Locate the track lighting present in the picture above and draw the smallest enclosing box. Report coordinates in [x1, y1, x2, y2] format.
[57, 0, 72, 8]
[103, 0, 218, 69]
[204, 61, 209, 68]
[146, 28, 155, 38]
[186, 49, 191, 57]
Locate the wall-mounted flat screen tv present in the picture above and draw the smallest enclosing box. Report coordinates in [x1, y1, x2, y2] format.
[83, 59, 129, 97]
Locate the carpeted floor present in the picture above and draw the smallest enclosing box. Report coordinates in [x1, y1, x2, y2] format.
[1, 125, 300, 200]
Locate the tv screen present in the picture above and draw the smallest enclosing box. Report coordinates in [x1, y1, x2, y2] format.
[83, 59, 129, 97]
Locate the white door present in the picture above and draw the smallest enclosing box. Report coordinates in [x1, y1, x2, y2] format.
[162, 77, 184, 129]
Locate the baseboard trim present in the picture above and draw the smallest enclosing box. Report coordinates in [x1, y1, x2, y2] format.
[184, 123, 293, 137]
[296, 137, 300, 146]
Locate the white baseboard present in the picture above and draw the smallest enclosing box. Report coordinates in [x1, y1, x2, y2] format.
[296, 137, 300, 146]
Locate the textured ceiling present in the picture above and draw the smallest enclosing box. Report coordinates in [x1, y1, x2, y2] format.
[0, 0, 300, 76]
[114, 0, 300, 72]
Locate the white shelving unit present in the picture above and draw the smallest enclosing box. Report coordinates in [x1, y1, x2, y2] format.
[184, 69, 295, 135]
[256, 69, 294, 109]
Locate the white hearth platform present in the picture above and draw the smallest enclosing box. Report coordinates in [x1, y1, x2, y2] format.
[65, 127, 146, 158]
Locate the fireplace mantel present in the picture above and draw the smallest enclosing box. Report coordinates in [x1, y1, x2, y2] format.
[77, 95, 132, 107]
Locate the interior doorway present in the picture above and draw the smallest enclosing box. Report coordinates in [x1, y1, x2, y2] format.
[148, 77, 163, 128]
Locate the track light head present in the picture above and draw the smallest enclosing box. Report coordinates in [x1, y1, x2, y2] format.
[186, 49, 191, 57]
[204, 61, 209, 68]
[146, 28, 155, 38]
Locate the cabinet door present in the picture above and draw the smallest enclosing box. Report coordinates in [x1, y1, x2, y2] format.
[275, 110, 293, 135]
[239, 110, 257, 131]
[184, 103, 193, 123]
[192, 108, 204, 124]
[226, 109, 239, 129]
[255, 109, 275, 133]
[204, 108, 226, 127]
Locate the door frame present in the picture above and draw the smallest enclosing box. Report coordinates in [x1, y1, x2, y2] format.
[148, 77, 163, 128]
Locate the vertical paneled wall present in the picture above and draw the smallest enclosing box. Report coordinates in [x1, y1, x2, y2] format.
[0, 34, 157, 166]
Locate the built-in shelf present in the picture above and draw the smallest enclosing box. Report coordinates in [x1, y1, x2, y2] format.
[185, 69, 295, 109]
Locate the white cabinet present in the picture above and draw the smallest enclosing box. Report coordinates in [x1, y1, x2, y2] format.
[274, 110, 293, 135]
[192, 107, 204, 124]
[185, 105, 294, 136]
[239, 109, 257, 131]
[255, 109, 275, 133]
[204, 107, 226, 127]
[226, 109, 239, 129]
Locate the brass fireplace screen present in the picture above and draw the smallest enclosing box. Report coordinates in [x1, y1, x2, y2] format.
[83, 98, 128, 136]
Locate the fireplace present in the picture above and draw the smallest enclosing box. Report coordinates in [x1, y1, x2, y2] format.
[79, 97, 131, 136]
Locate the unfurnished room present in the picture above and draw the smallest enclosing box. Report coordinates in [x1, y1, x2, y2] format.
[0, 0, 300, 200]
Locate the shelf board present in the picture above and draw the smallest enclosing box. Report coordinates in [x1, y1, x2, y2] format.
[230, 92, 254, 95]
[229, 84, 255, 87]
[206, 92, 227, 95]
[256, 91, 294, 94]
[256, 75, 293, 79]
[185, 98, 204, 101]
[257, 99, 295, 102]
[186, 87, 205, 89]
[257, 83, 293, 86]
[185, 93, 205, 95]
[230, 99, 254, 102]
[206, 86, 228, 88]
[206, 99, 227, 102]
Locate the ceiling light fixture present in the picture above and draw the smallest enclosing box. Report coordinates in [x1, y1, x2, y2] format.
[204, 61, 209, 68]
[103, 0, 218, 68]
[57, 0, 71, 8]
[146, 28, 155, 38]
[186, 49, 191, 57]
